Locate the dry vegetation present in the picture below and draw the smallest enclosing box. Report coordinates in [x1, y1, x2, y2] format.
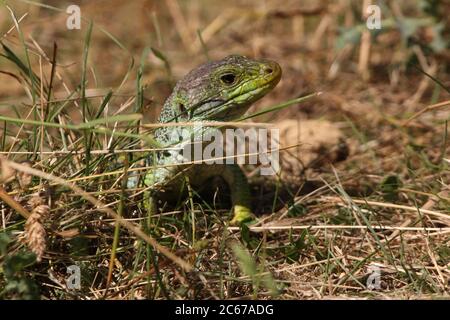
[0, 0, 449, 299]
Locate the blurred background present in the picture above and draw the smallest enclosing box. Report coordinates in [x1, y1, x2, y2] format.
[1, 0, 448, 116]
[1, 0, 449, 178]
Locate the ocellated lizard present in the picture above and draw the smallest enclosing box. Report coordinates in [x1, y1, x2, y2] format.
[142, 55, 281, 224]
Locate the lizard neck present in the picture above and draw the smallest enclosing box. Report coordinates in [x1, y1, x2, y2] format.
[154, 95, 182, 146]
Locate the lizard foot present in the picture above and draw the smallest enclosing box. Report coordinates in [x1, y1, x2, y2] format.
[230, 205, 256, 225]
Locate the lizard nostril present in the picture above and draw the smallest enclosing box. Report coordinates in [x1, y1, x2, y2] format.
[264, 67, 273, 75]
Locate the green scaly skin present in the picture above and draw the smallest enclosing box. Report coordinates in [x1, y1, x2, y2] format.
[144, 55, 282, 224]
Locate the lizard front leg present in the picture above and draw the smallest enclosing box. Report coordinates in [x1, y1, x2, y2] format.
[144, 163, 254, 224]
[217, 164, 254, 225]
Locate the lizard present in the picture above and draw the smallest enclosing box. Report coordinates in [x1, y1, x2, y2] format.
[141, 54, 282, 224]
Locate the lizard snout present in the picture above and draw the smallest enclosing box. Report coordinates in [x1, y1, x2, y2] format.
[258, 60, 282, 87]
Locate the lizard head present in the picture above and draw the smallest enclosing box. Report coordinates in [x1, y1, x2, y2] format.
[160, 55, 282, 123]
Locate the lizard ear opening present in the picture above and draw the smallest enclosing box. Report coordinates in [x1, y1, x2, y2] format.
[177, 102, 191, 121]
[178, 103, 186, 114]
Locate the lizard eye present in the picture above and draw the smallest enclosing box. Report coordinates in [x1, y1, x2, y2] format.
[220, 73, 237, 85]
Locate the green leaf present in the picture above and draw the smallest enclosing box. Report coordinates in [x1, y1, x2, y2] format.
[430, 22, 448, 53]
[240, 223, 251, 245]
[232, 242, 280, 296]
[396, 17, 434, 43]
[4, 278, 40, 300]
[239, 92, 320, 121]
[380, 175, 402, 201]
[4, 251, 37, 279]
[336, 27, 362, 50]
[239, 223, 259, 249]
[284, 230, 307, 263]
[287, 203, 307, 218]
[232, 242, 258, 277]
[151, 47, 172, 80]
[0, 232, 11, 255]
[437, 246, 450, 264]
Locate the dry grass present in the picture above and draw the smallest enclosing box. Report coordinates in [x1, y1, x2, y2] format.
[0, 0, 449, 299]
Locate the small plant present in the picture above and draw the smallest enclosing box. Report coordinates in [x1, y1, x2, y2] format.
[231, 242, 280, 298]
[0, 232, 40, 300]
